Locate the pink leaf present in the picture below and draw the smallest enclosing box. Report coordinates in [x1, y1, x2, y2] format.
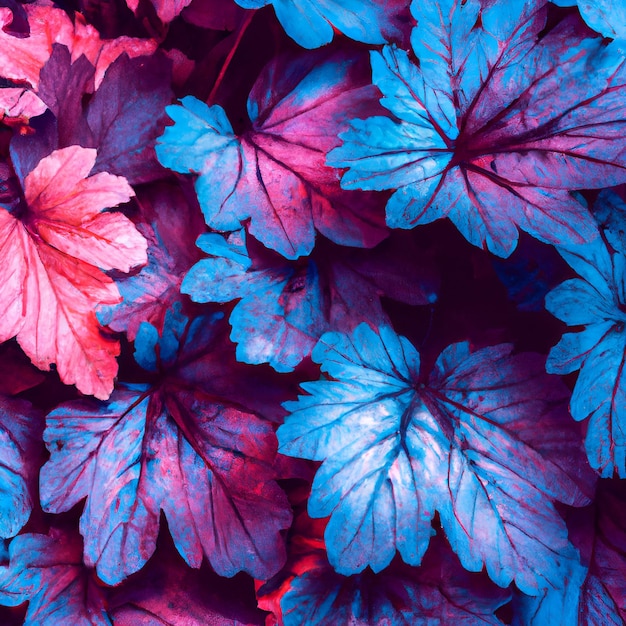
[0, 145, 147, 399]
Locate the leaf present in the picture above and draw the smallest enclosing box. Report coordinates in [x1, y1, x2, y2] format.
[156, 47, 387, 259]
[125, 0, 193, 23]
[514, 481, 626, 625]
[0, 5, 156, 90]
[97, 182, 206, 340]
[0, 145, 147, 399]
[182, 229, 437, 372]
[181, 0, 246, 30]
[1, 528, 111, 625]
[0, 88, 46, 127]
[591, 189, 626, 255]
[233, 0, 405, 48]
[39, 307, 291, 585]
[0, 396, 41, 539]
[258, 510, 509, 626]
[278, 323, 592, 593]
[546, 234, 626, 477]
[32, 45, 174, 186]
[0, 5, 72, 87]
[326, 1, 626, 257]
[492, 236, 570, 312]
[108, 541, 266, 625]
[553, 0, 626, 39]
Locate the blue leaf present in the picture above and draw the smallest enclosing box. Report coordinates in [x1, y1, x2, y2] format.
[556, 0, 626, 39]
[547, 236, 626, 476]
[515, 482, 626, 624]
[156, 49, 387, 259]
[592, 189, 626, 255]
[0, 530, 111, 625]
[234, 0, 404, 48]
[182, 230, 323, 372]
[182, 230, 435, 372]
[281, 550, 509, 625]
[278, 324, 590, 593]
[327, 1, 626, 257]
[97, 182, 206, 341]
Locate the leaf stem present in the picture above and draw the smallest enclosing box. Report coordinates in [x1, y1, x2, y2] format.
[207, 10, 255, 106]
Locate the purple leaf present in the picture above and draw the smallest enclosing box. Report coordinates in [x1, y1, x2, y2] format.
[39, 309, 291, 585]
[0, 396, 42, 539]
[234, 0, 408, 49]
[33, 45, 174, 185]
[156, 47, 387, 259]
[182, 0, 247, 29]
[278, 324, 593, 593]
[108, 541, 265, 625]
[327, 1, 626, 256]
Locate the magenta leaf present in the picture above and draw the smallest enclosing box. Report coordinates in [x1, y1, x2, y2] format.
[39, 307, 291, 585]
[156, 47, 387, 259]
[278, 324, 593, 593]
[326, 1, 626, 257]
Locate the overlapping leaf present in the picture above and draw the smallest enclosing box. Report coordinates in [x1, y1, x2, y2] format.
[514, 481, 626, 625]
[275, 547, 508, 625]
[0, 4, 156, 125]
[327, 0, 626, 257]
[15, 44, 174, 186]
[156, 47, 387, 259]
[546, 204, 626, 476]
[97, 182, 206, 339]
[182, 229, 437, 371]
[234, 0, 405, 49]
[108, 542, 266, 626]
[0, 397, 41, 539]
[39, 307, 291, 585]
[552, 0, 626, 39]
[0, 529, 110, 625]
[0, 145, 146, 399]
[278, 323, 593, 593]
[125, 0, 192, 24]
[258, 505, 510, 626]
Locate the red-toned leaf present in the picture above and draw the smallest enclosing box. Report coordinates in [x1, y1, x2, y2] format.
[0, 145, 147, 399]
[109, 542, 265, 626]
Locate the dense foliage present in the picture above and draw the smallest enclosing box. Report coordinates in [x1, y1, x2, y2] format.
[1, 0, 626, 623]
